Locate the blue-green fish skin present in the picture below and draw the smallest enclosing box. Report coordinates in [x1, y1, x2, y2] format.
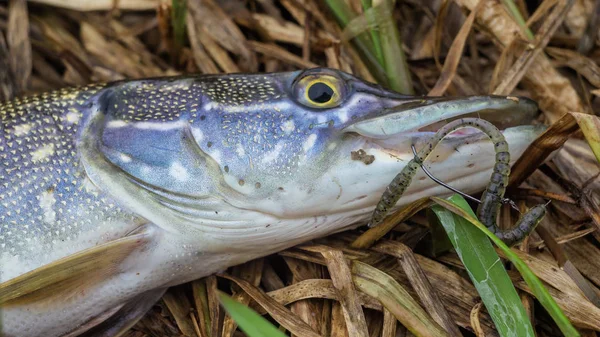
[0, 68, 544, 337]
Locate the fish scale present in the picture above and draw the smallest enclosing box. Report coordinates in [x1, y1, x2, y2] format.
[0, 84, 140, 280]
[111, 80, 200, 122]
[0, 73, 312, 283]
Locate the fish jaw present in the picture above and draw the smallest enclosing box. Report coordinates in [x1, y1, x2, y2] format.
[342, 95, 539, 138]
[321, 124, 546, 214]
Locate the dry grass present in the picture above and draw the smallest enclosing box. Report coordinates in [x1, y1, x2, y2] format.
[1, 0, 600, 336]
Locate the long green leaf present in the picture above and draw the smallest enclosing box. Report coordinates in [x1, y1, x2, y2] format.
[218, 291, 287, 337]
[430, 194, 535, 337]
[432, 195, 580, 337]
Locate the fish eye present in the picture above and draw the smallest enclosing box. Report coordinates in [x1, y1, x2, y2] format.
[293, 72, 347, 109]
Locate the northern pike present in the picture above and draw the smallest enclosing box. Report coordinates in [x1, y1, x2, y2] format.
[0, 68, 544, 336]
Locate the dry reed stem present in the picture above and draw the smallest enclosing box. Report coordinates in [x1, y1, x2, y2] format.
[455, 0, 587, 122]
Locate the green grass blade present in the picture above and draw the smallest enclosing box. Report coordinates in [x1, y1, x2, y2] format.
[432, 195, 580, 337]
[171, 0, 187, 50]
[430, 194, 535, 337]
[324, 0, 389, 86]
[325, 0, 413, 94]
[218, 291, 287, 337]
[360, 0, 384, 66]
[501, 0, 534, 40]
[360, 0, 373, 9]
[376, 0, 414, 94]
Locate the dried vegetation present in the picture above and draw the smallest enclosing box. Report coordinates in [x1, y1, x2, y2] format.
[1, 0, 600, 336]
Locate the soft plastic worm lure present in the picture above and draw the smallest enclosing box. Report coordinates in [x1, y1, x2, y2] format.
[369, 117, 546, 246]
[410, 144, 522, 211]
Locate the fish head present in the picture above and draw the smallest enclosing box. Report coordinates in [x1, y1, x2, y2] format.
[179, 68, 543, 219]
[87, 68, 544, 246]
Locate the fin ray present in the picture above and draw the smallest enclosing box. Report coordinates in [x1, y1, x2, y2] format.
[0, 231, 151, 306]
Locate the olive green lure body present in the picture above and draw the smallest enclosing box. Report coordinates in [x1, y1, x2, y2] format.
[369, 117, 546, 245]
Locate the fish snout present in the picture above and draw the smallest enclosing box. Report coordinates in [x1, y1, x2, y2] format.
[343, 95, 541, 140]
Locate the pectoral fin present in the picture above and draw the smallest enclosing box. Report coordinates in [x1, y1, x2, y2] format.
[0, 230, 152, 307]
[67, 288, 167, 337]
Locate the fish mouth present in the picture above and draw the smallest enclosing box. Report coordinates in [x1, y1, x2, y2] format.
[344, 95, 542, 139]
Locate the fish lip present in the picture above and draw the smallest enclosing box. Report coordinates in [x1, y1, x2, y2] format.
[343, 95, 540, 139]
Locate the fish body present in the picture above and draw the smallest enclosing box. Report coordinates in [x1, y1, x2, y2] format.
[0, 68, 544, 336]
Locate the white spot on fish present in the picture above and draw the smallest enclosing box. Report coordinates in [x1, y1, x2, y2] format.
[39, 190, 56, 224]
[303, 134, 317, 153]
[281, 120, 295, 134]
[107, 120, 128, 128]
[337, 110, 348, 123]
[65, 111, 80, 124]
[236, 144, 246, 157]
[31, 144, 55, 162]
[262, 142, 284, 164]
[169, 162, 190, 181]
[134, 121, 186, 130]
[277, 101, 291, 111]
[204, 102, 218, 110]
[13, 123, 31, 136]
[191, 127, 204, 142]
[327, 142, 337, 150]
[119, 153, 132, 163]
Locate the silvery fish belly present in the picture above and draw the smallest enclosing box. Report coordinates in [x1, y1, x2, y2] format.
[0, 68, 545, 337]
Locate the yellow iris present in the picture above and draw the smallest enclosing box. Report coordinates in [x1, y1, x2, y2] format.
[297, 75, 344, 109]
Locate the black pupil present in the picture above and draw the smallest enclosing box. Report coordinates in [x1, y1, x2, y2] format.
[308, 82, 334, 103]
